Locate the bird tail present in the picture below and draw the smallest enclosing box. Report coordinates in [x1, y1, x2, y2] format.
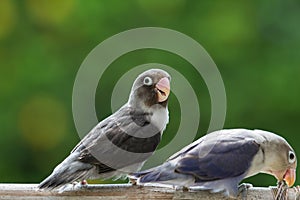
[129, 162, 195, 186]
[38, 153, 93, 190]
[128, 164, 171, 183]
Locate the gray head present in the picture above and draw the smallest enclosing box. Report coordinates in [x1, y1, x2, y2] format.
[256, 130, 297, 187]
[128, 69, 171, 108]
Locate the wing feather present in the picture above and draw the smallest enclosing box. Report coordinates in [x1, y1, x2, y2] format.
[73, 106, 161, 172]
[176, 134, 260, 181]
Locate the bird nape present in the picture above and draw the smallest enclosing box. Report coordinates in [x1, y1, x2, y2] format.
[128, 129, 297, 198]
[38, 68, 171, 190]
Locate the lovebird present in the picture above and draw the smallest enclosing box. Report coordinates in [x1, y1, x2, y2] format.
[39, 69, 171, 190]
[129, 129, 297, 198]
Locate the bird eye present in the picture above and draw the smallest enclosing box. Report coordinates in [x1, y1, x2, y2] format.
[143, 76, 153, 86]
[288, 151, 296, 163]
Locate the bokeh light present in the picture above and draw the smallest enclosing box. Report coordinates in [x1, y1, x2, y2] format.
[18, 95, 68, 150]
[0, 0, 16, 40]
[26, 0, 74, 27]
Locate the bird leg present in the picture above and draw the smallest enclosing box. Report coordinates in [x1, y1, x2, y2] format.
[238, 183, 253, 200]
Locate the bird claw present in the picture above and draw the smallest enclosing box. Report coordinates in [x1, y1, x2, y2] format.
[79, 180, 88, 188]
[270, 181, 288, 200]
[182, 186, 189, 192]
[129, 178, 137, 185]
[293, 186, 300, 200]
[68, 180, 88, 190]
[172, 185, 189, 191]
[238, 183, 252, 200]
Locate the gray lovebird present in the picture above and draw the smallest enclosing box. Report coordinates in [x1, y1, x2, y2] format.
[39, 69, 171, 190]
[129, 129, 297, 198]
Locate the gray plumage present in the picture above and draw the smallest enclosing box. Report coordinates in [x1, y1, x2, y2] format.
[129, 129, 297, 198]
[39, 69, 171, 190]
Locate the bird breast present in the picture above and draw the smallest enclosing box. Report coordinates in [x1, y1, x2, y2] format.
[245, 148, 265, 178]
[149, 106, 169, 133]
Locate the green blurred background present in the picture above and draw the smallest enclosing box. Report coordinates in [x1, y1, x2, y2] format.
[0, 0, 299, 187]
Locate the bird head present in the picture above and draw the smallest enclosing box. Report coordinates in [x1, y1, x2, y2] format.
[129, 69, 171, 108]
[264, 138, 297, 187]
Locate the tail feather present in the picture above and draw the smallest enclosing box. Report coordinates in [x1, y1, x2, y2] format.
[128, 163, 172, 183]
[128, 162, 195, 186]
[39, 174, 68, 189]
[38, 153, 93, 189]
[128, 164, 162, 179]
[139, 171, 162, 183]
[38, 170, 87, 189]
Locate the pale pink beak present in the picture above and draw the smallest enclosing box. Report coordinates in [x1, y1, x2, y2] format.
[283, 168, 296, 187]
[155, 77, 170, 102]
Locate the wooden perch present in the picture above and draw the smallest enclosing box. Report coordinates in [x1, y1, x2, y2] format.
[0, 183, 299, 200]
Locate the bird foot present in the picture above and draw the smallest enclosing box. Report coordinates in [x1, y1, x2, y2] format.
[182, 186, 189, 192]
[238, 183, 252, 200]
[81, 180, 88, 185]
[70, 180, 88, 190]
[129, 178, 137, 185]
[173, 185, 189, 191]
[79, 180, 88, 188]
[270, 181, 288, 200]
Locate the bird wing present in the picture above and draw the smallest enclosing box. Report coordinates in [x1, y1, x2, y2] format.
[175, 133, 260, 181]
[72, 105, 162, 173]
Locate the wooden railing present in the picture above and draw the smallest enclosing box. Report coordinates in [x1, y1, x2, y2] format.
[0, 184, 299, 200]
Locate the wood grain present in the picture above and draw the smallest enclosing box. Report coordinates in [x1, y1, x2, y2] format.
[0, 184, 299, 200]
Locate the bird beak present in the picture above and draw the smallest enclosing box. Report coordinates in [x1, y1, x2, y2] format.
[283, 168, 296, 187]
[155, 77, 170, 102]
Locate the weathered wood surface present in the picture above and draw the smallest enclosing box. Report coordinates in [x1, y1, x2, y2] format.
[0, 184, 299, 200]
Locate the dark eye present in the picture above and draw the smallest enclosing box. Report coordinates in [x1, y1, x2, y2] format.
[288, 151, 296, 163]
[143, 76, 153, 86]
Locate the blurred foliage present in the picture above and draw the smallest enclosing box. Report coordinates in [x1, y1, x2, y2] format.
[0, 0, 299, 187]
